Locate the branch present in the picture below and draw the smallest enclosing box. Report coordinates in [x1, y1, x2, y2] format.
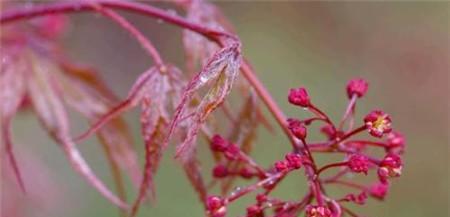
[89, 2, 164, 67]
[0, 0, 236, 42]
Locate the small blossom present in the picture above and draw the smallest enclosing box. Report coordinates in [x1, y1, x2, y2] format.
[344, 191, 367, 205]
[368, 182, 389, 200]
[305, 205, 332, 217]
[224, 144, 240, 160]
[288, 87, 310, 107]
[285, 153, 302, 169]
[210, 134, 228, 152]
[212, 164, 228, 178]
[274, 160, 289, 172]
[255, 193, 267, 205]
[364, 110, 392, 138]
[346, 78, 368, 98]
[347, 154, 370, 174]
[239, 167, 255, 179]
[386, 131, 406, 154]
[287, 118, 307, 140]
[246, 205, 263, 217]
[378, 153, 402, 182]
[387, 132, 405, 147]
[206, 195, 226, 217]
[207, 195, 223, 210]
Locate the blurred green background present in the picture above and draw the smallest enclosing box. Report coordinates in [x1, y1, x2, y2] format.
[4, 1, 449, 217]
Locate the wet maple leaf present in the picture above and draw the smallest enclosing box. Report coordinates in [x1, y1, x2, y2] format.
[165, 43, 242, 162]
[179, 0, 272, 137]
[0, 44, 28, 193]
[0, 15, 141, 209]
[180, 0, 235, 75]
[75, 65, 186, 217]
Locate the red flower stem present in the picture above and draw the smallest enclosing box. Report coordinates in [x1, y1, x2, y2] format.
[338, 125, 367, 142]
[225, 171, 287, 203]
[240, 60, 300, 151]
[239, 62, 324, 207]
[347, 140, 389, 148]
[313, 181, 325, 206]
[263, 173, 287, 195]
[300, 117, 327, 125]
[241, 62, 322, 207]
[299, 138, 326, 206]
[307, 126, 367, 153]
[277, 192, 313, 215]
[238, 151, 267, 177]
[308, 147, 336, 153]
[89, 3, 164, 67]
[300, 138, 317, 172]
[324, 180, 366, 191]
[307, 142, 329, 148]
[338, 94, 357, 130]
[309, 128, 377, 154]
[308, 104, 335, 129]
[316, 162, 348, 178]
[322, 168, 349, 183]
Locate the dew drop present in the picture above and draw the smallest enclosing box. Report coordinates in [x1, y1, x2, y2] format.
[266, 180, 275, 186]
[2, 56, 10, 64]
[199, 75, 209, 84]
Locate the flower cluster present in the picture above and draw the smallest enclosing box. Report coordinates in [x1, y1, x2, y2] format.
[203, 78, 405, 217]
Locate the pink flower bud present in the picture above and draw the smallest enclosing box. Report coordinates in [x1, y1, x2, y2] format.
[305, 205, 332, 217]
[387, 131, 405, 147]
[207, 195, 223, 211]
[287, 118, 307, 140]
[239, 167, 255, 179]
[285, 153, 302, 169]
[346, 78, 368, 98]
[246, 205, 263, 217]
[347, 154, 369, 175]
[386, 131, 406, 154]
[212, 164, 228, 178]
[364, 110, 392, 138]
[274, 160, 289, 172]
[288, 87, 310, 107]
[256, 193, 267, 205]
[206, 195, 226, 217]
[224, 144, 240, 160]
[378, 153, 402, 182]
[210, 134, 228, 152]
[344, 192, 367, 205]
[368, 182, 389, 200]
